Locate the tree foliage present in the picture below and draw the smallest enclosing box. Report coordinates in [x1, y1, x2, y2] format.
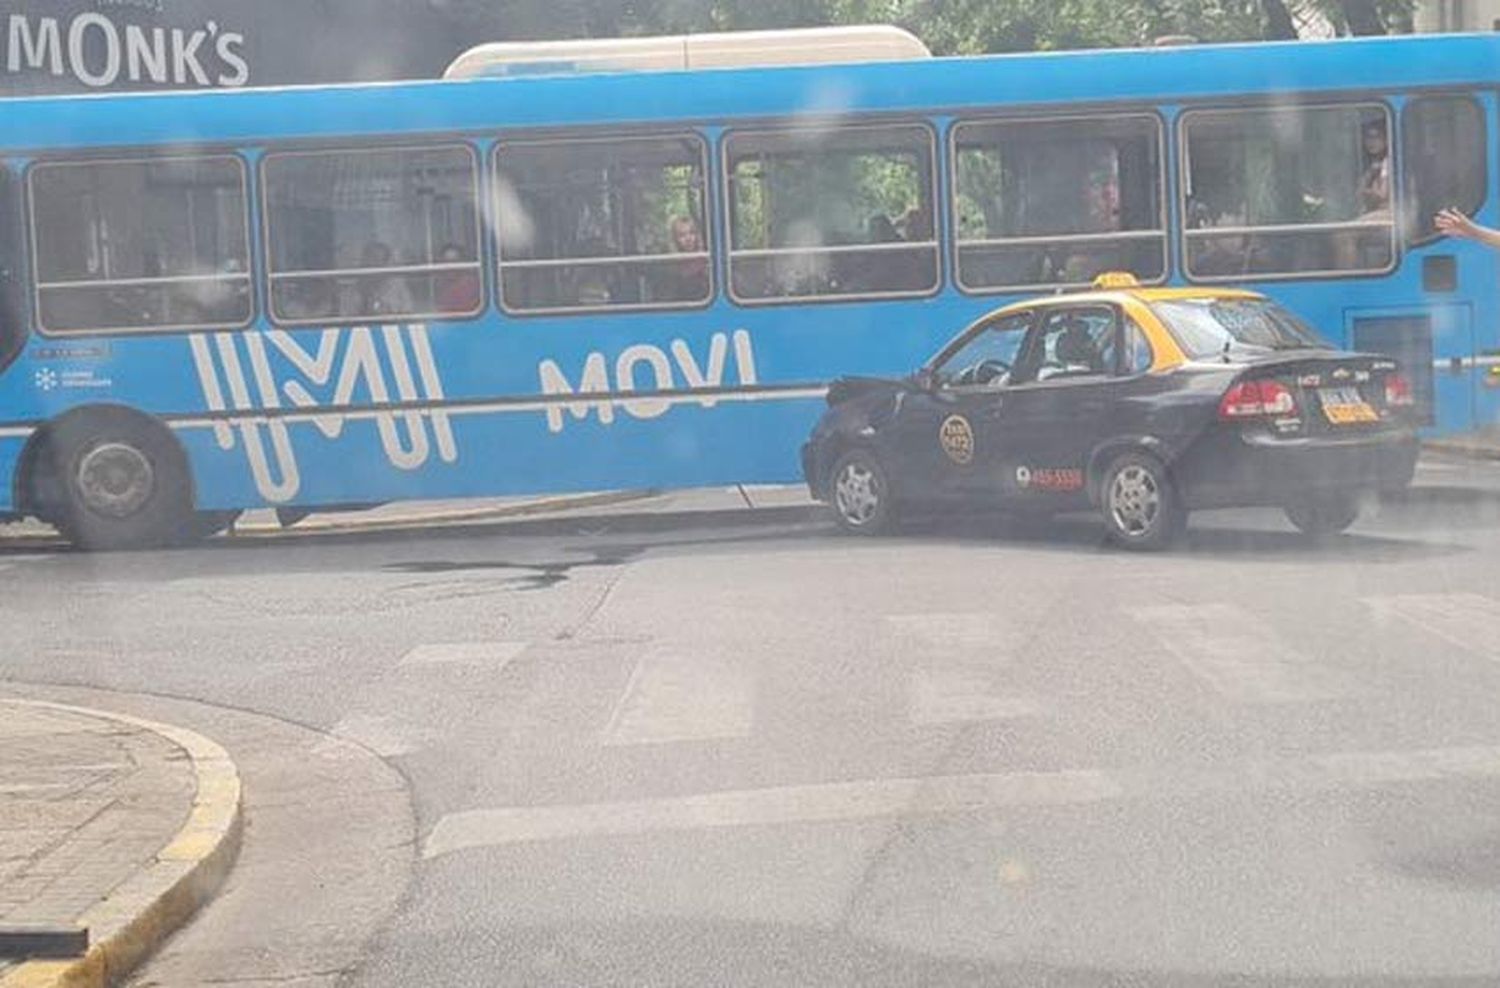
[432, 0, 1416, 52]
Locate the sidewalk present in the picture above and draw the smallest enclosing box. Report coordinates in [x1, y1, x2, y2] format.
[1424, 428, 1500, 461]
[0, 701, 240, 988]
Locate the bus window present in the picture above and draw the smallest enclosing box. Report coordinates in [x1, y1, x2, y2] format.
[1403, 95, 1485, 246]
[263, 145, 482, 324]
[494, 134, 710, 314]
[1182, 104, 1395, 280]
[726, 123, 938, 303]
[952, 114, 1165, 292]
[29, 156, 252, 336]
[0, 165, 23, 365]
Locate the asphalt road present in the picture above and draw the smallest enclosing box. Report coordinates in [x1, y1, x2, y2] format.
[6, 458, 1500, 987]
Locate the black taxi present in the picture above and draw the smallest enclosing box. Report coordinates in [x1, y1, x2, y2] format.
[801, 275, 1421, 550]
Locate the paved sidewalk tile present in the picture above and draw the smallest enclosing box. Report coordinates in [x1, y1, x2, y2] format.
[0, 704, 195, 934]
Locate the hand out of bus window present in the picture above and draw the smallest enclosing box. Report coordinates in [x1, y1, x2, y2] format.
[1434, 206, 1499, 246]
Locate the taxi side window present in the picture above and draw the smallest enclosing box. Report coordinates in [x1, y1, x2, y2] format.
[1123, 318, 1154, 375]
[934, 310, 1032, 388]
[1015, 307, 1117, 383]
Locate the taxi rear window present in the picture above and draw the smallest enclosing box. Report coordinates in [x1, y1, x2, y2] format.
[1152, 297, 1329, 358]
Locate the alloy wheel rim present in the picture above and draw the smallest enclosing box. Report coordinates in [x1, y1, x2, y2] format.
[77, 443, 155, 519]
[1109, 464, 1160, 538]
[834, 461, 882, 526]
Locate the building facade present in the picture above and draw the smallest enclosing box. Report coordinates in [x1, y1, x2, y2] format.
[1416, 0, 1500, 32]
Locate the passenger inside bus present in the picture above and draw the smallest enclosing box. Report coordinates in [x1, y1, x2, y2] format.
[279, 279, 337, 321]
[347, 242, 415, 317]
[652, 215, 709, 303]
[174, 257, 251, 326]
[568, 239, 616, 306]
[1336, 118, 1392, 268]
[434, 244, 482, 314]
[897, 204, 931, 242]
[849, 214, 904, 293]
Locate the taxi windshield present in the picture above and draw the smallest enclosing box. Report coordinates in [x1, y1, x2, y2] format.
[1153, 297, 1330, 358]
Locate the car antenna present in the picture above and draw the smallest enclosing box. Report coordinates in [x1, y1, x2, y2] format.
[1221, 337, 1233, 363]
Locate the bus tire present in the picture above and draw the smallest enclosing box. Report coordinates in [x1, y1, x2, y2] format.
[38, 411, 193, 551]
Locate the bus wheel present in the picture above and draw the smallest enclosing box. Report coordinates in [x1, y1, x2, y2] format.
[41, 413, 193, 551]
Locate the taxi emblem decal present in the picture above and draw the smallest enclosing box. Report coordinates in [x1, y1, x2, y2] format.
[939, 415, 975, 465]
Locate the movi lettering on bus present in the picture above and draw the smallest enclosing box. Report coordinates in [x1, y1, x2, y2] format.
[189, 326, 760, 503]
[538, 330, 758, 434]
[189, 325, 454, 504]
[5, 13, 249, 88]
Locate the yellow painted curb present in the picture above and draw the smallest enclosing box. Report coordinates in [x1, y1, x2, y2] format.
[0, 701, 243, 988]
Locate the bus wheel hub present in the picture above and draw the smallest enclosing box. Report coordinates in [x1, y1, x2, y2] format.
[77, 443, 155, 518]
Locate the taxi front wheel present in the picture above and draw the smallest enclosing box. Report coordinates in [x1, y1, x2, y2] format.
[829, 449, 897, 536]
[1100, 452, 1183, 551]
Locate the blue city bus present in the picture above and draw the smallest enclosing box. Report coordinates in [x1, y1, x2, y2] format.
[0, 30, 1496, 548]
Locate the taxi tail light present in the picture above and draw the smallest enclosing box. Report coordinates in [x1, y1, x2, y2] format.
[1384, 373, 1416, 408]
[1219, 379, 1298, 420]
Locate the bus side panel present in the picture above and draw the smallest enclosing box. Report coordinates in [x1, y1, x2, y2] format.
[180, 393, 827, 508]
[173, 296, 974, 510]
[1470, 88, 1500, 430]
[0, 435, 25, 514]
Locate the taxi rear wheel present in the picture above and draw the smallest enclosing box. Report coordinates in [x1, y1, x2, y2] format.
[1101, 451, 1182, 551]
[1284, 493, 1360, 538]
[829, 449, 897, 536]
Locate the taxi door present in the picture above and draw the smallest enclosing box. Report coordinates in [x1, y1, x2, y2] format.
[886, 309, 1034, 504]
[981, 305, 1136, 506]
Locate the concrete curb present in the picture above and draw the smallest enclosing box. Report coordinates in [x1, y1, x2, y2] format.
[0, 489, 659, 549]
[1423, 438, 1500, 462]
[224, 488, 660, 539]
[0, 701, 243, 988]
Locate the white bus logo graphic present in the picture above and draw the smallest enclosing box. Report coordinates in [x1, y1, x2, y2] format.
[188, 324, 456, 503]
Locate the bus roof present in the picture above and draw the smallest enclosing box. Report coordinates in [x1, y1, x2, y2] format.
[2, 31, 1497, 152]
[443, 26, 931, 79]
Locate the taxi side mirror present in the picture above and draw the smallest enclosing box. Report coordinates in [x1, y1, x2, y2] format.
[912, 367, 938, 391]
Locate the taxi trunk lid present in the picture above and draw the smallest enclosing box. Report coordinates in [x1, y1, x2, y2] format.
[1227, 350, 1411, 435]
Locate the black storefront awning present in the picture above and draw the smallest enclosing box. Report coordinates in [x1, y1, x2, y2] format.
[1, 0, 471, 95]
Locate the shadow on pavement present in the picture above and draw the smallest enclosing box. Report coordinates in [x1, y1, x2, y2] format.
[390, 918, 1498, 987]
[1387, 831, 1500, 892]
[7, 488, 1480, 571]
[888, 511, 1469, 565]
[1373, 485, 1500, 531]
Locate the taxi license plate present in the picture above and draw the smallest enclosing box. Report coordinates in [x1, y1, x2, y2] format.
[1318, 386, 1378, 425]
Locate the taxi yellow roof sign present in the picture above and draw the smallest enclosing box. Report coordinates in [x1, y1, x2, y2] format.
[1092, 272, 1141, 289]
